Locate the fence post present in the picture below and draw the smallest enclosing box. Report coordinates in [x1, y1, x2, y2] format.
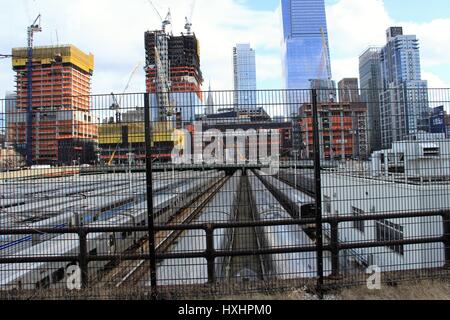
[312, 88, 324, 298]
[205, 225, 216, 283]
[443, 211, 450, 269]
[329, 220, 341, 279]
[144, 92, 158, 299]
[78, 228, 89, 289]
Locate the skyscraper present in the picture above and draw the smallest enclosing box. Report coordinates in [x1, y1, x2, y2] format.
[281, 0, 332, 94]
[359, 47, 383, 152]
[10, 45, 98, 165]
[379, 27, 428, 147]
[233, 44, 257, 108]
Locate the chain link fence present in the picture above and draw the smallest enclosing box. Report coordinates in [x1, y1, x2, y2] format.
[0, 88, 449, 299]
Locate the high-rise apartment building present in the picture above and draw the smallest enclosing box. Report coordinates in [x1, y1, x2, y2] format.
[281, 0, 332, 113]
[233, 44, 257, 108]
[379, 27, 429, 147]
[9, 45, 98, 165]
[359, 47, 383, 152]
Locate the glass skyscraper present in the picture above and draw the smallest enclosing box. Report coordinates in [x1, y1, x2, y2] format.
[281, 0, 332, 95]
[233, 44, 257, 109]
[359, 47, 383, 152]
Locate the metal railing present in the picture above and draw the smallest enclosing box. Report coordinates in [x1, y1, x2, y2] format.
[1, 88, 450, 299]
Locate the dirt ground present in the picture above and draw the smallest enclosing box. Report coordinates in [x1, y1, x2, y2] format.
[2, 279, 448, 300]
[217, 279, 450, 300]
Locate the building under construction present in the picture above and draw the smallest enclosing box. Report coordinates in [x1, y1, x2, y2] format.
[145, 30, 204, 124]
[299, 102, 368, 160]
[8, 45, 98, 165]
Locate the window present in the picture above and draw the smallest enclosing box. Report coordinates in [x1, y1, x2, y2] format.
[376, 220, 404, 255]
[352, 207, 365, 233]
[423, 147, 439, 157]
[89, 248, 98, 256]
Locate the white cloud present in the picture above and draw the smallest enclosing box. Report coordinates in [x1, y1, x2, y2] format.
[327, 0, 391, 58]
[0, 0, 282, 99]
[256, 55, 282, 83]
[327, 0, 450, 88]
[400, 19, 450, 68]
[1, 0, 450, 104]
[331, 57, 359, 82]
[422, 72, 450, 89]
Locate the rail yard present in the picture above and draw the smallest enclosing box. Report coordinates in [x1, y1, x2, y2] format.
[0, 168, 333, 292]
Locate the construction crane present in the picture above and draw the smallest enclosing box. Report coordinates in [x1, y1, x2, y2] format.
[147, 0, 172, 33]
[154, 42, 173, 119]
[107, 62, 143, 165]
[25, 14, 42, 167]
[184, 0, 196, 35]
[318, 27, 331, 82]
[109, 62, 143, 123]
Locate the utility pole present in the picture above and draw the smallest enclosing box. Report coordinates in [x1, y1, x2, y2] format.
[26, 14, 42, 167]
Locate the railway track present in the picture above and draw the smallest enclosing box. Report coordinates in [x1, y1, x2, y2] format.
[97, 175, 230, 289]
[228, 175, 266, 281]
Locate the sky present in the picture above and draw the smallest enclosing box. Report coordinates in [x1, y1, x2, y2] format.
[1, 0, 450, 101]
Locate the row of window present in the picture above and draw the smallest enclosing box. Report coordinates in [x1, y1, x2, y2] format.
[350, 206, 405, 256]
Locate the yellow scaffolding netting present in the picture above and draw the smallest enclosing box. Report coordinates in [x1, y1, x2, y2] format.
[12, 45, 94, 74]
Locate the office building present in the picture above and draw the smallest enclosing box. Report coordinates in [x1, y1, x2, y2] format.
[359, 47, 383, 152]
[233, 44, 257, 108]
[281, 0, 332, 115]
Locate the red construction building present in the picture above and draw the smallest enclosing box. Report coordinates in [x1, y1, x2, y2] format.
[299, 102, 368, 160]
[9, 45, 98, 165]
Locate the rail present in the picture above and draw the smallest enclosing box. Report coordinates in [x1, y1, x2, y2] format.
[1, 209, 448, 290]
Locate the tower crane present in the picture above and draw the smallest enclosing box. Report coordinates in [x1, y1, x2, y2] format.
[317, 27, 331, 82]
[107, 62, 143, 166]
[109, 62, 143, 123]
[25, 14, 42, 167]
[147, 0, 172, 33]
[145, 0, 173, 120]
[184, 0, 196, 35]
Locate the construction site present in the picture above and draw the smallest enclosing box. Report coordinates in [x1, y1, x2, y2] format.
[0, 2, 449, 302]
[8, 43, 98, 166]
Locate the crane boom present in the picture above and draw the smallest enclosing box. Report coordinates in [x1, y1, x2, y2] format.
[25, 14, 42, 167]
[317, 27, 331, 80]
[185, 0, 196, 34]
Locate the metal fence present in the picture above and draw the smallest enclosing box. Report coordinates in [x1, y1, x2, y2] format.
[0, 88, 449, 299]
